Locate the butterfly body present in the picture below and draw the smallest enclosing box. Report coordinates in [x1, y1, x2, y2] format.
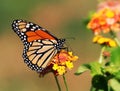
[12, 20, 65, 72]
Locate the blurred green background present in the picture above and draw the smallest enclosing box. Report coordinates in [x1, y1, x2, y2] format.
[0, 0, 101, 91]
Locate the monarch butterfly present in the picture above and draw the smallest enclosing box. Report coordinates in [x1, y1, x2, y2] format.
[12, 19, 66, 72]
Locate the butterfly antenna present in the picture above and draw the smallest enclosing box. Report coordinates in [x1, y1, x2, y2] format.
[64, 37, 76, 52]
[64, 37, 75, 40]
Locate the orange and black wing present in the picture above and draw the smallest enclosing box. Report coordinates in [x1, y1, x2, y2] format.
[12, 20, 58, 44]
[12, 20, 65, 72]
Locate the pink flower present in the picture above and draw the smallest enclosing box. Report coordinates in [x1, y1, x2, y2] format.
[98, 0, 120, 12]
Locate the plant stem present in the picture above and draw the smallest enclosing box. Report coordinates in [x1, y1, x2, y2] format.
[114, 37, 120, 46]
[110, 31, 120, 46]
[63, 74, 69, 91]
[108, 84, 111, 91]
[54, 74, 61, 91]
[98, 46, 106, 64]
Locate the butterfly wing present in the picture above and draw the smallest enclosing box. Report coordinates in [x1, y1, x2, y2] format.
[23, 40, 58, 72]
[12, 20, 58, 44]
[12, 20, 60, 72]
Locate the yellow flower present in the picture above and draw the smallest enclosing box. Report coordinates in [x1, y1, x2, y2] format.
[109, 39, 117, 47]
[72, 56, 78, 61]
[68, 52, 78, 61]
[68, 52, 73, 56]
[52, 64, 59, 70]
[93, 35, 117, 47]
[57, 66, 66, 75]
[66, 61, 73, 69]
[93, 35, 102, 43]
[97, 37, 106, 44]
[51, 50, 78, 75]
[105, 9, 115, 18]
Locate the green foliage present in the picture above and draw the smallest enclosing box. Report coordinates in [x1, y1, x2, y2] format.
[75, 62, 103, 76]
[109, 79, 120, 91]
[75, 30, 120, 91]
[75, 64, 90, 75]
[110, 47, 120, 66]
[91, 75, 108, 91]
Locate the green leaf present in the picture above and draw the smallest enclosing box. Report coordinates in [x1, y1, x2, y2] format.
[103, 65, 120, 80]
[75, 62, 103, 76]
[75, 64, 90, 75]
[109, 78, 120, 91]
[89, 62, 103, 76]
[90, 86, 105, 91]
[110, 47, 120, 66]
[91, 75, 108, 91]
[113, 71, 120, 80]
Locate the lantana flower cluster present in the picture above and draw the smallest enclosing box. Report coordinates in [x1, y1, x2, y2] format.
[52, 50, 78, 75]
[87, 8, 120, 35]
[98, 0, 120, 12]
[87, 0, 120, 47]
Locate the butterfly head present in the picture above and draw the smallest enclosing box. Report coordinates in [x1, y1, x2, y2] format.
[56, 39, 66, 51]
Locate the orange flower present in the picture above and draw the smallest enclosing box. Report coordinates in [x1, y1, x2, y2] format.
[52, 50, 68, 64]
[87, 6, 120, 35]
[52, 50, 78, 75]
